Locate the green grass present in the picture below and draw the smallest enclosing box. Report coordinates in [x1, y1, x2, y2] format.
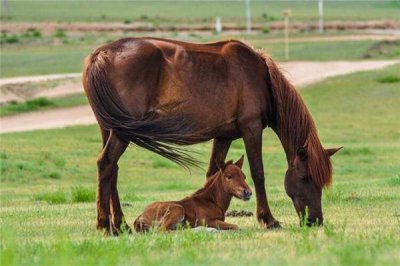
[2, 32, 399, 77]
[1, 65, 400, 265]
[0, 94, 88, 116]
[1, 0, 399, 22]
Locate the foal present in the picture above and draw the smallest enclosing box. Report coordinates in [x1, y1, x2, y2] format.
[134, 156, 252, 232]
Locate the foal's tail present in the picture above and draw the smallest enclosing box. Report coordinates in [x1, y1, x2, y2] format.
[82, 50, 199, 168]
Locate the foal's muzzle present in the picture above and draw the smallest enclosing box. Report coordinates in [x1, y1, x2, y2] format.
[241, 190, 252, 201]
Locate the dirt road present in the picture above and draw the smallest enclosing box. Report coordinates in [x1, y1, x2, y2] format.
[1, 60, 399, 134]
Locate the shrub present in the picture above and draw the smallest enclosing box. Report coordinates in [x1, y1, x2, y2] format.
[26, 97, 54, 108]
[28, 28, 42, 38]
[1, 34, 19, 44]
[377, 75, 400, 83]
[53, 29, 67, 38]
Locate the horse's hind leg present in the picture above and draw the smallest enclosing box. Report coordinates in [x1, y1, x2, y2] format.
[206, 138, 232, 178]
[110, 157, 130, 233]
[97, 128, 128, 234]
[240, 121, 281, 229]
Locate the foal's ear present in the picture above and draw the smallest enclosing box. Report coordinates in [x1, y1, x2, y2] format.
[297, 147, 307, 160]
[325, 146, 343, 157]
[216, 159, 226, 171]
[235, 155, 244, 168]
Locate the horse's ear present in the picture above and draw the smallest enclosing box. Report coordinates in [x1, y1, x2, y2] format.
[297, 147, 307, 160]
[235, 155, 244, 168]
[326, 146, 343, 157]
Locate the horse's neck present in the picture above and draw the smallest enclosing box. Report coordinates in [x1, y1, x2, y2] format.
[195, 174, 232, 213]
[269, 71, 316, 163]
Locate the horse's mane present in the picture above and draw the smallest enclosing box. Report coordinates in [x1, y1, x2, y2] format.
[258, 52, 332, 188]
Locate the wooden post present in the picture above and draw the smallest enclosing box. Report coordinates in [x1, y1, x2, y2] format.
[283, 9, 291, 60]
[319, 0, 324, 33]
[246, 0, 251, 33]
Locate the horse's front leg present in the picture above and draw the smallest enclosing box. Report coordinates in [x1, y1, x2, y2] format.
[207, 220, 239, 230]
[97, 129, 128, 235]
[240, 121, 281, 229]
[206, 138, 232, 178]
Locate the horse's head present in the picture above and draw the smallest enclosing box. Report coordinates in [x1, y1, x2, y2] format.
[284, 146, 342, 226]
[218, 156, 252, 201]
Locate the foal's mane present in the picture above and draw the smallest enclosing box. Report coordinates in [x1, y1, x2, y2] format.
[258, 51, 332, 188]
[191, 160, 234, 197]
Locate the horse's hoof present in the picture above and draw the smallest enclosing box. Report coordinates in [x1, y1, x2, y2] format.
[266, 220, 282, 229]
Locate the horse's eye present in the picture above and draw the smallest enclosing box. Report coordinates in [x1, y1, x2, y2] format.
[226, 175, 232, 179]
[301, 175, 309, 182]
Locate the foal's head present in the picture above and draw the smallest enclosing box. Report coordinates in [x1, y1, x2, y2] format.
[218, 156, 252, 201]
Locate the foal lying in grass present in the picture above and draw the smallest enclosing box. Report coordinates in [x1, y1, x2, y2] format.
[134, 156, 252, 232]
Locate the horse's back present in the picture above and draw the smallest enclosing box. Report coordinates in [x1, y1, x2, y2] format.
[86, 37, 271, 137]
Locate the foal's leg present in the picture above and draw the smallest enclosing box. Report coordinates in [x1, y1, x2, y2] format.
[97, 128, 128, 234]
[206, 138, 232, 178]
[240, 121, 281, 229]
[207, 220, 238, 230]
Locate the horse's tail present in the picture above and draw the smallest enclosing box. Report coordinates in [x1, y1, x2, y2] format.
[82, 50, 199, 168]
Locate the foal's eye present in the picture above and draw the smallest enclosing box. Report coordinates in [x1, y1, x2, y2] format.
[226, 175, 232, 179]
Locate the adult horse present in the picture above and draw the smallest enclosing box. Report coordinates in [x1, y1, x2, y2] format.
[83, 37, 341, 234]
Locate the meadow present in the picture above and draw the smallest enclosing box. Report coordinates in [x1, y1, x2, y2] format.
[1, 0, 399, 23]
[1, 64, 399, 265]
[1, 31, 399, 77]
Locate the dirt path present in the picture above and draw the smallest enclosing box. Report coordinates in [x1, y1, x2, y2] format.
[1, 60, 399, 134]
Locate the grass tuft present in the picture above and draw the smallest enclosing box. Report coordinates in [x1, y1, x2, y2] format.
[34, 190, 67, 204]
[71, 186, 96, 203]
[48, 172, 61, 179]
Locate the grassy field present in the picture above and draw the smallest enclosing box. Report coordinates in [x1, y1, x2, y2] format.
[1, 65, 399, 265]
[1, 0, 399, 23]
[0, 94, 88, 117]
[2, 31, 399, 77]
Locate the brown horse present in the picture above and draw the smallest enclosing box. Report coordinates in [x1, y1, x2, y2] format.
[134, 156, 251, 232]
[82, 37, 341, 234]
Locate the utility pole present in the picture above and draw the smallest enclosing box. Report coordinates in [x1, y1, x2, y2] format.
[215, 17, 222, 34]
[319, 0, 324, 33]
[2, 0, 10, 17]
[283, 10, 291, 60]
[246, 0, 251, 33]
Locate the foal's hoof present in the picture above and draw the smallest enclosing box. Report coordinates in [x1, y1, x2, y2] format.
[266, 220, 282, 229]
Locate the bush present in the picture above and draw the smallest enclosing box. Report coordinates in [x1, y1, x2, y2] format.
[0, 33, 19, 44]
[28, 28, 42, 38]
[26, 97, 54, 108]
[261, 26, 270, 34]
[53, 29, 67, 38]
[377, 75, 400, 83]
